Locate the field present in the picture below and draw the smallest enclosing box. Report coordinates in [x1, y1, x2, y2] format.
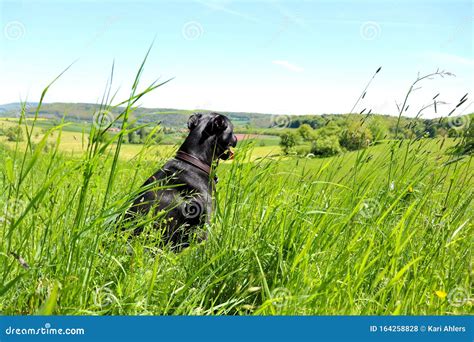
[0, 115, 472, 315]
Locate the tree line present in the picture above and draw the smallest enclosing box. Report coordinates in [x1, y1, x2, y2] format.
[279, 114, 473, 157]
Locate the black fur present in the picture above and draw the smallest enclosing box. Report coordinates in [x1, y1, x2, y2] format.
[124, 112, 237, 250]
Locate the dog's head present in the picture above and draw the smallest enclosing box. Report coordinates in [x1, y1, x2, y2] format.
[187, 112, 238, 160]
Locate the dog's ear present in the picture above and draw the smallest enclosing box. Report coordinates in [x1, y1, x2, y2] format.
[187, 113, 202, 130]
[211, 115, 228, 133]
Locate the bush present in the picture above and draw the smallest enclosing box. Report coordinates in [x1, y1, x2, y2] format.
[311, 135, 342, 157]
[5, 126, 24, 142]
[128, 132, 141, 144]
[279, 131, 299, 154]
[297, 124, 314, 141]
[295, 145, 311, 156]
[148, 131, 164, 145]
[368, 117, 388, 142]
[339, 119, 372, 150]
[451, 120, 473, 155]
[306, 122, 343, 157]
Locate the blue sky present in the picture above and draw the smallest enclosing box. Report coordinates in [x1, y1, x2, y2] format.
[0, 0, 472, 117]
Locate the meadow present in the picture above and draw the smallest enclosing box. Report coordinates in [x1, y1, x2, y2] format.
[0, 105, 472, 315]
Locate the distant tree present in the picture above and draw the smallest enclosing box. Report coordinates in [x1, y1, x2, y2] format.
[339, 119, 372, 150]
[147, 128, 164, 145]
[423, 120, 437, 138]
[279, 131, 298, 154]
[452, 119, 473, 155]
[311, 135, 342, 157]
[138, 127, 147, 142]
[368, 117, 388, 142]
[126, 124, 138, 144]
[316, 121, 342, 136]
[462, 123, 474, 154]
[5, 126, 24, 142]
[310, 122, 343, 157]
[297, 124, 314, 141]
[91, 131, 112, 144]
[437, 127, 448, 137]
[447, 128, 462, 138]
[128, 132, 140, 144]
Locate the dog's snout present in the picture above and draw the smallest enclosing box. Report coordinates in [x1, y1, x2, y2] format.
[231, 134, 238, 147]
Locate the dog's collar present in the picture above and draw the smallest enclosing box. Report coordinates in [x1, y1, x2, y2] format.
[175, 150, 215, 178]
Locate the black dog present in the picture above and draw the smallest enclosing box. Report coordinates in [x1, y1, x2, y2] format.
[125, 112, 237, 250]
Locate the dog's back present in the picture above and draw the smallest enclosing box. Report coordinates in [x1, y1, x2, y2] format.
[124, 159, 212, 248]
[124, 113, 237, 250]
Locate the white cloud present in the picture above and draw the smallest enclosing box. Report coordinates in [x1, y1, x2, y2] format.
[272, 60, 304, 73]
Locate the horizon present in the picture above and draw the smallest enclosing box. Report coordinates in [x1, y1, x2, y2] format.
[2, 100, 472, 120]
[1, 0, 472, 118]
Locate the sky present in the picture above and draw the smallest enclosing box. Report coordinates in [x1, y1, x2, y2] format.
[0, 0, 472, 117]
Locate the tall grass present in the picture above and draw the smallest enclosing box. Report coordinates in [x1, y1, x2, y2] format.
[0, 65, 472, 315]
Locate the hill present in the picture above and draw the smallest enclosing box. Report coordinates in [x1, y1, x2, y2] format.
[0, 102, 471, 138]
